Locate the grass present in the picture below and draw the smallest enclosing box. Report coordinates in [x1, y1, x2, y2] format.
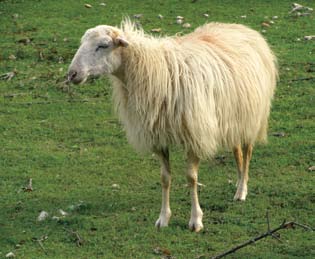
[0, 0, 314, 258]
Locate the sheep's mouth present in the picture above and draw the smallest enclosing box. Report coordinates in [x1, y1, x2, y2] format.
[67, 70, 87, 85]
[72, 77, 87, 85]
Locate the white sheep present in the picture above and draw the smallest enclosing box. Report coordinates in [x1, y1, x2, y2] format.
[68, 19, 277, 232]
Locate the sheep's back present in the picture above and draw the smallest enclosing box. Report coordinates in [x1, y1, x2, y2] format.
[177, 23, 277, 148]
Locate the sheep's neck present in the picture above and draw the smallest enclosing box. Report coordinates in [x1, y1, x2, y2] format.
[112, 65, 126, 83]
[112, 48, 128, 84]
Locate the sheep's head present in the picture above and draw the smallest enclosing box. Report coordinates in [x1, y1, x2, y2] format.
[68, 25, 129, 84]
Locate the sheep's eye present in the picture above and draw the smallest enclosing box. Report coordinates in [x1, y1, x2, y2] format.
[96, 44, 109, 51]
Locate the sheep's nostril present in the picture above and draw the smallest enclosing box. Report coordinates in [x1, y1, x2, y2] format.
[68, 70, 77, 82]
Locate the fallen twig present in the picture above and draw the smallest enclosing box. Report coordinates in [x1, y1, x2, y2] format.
[266, 211, 282, 243]
[32, 235, 48, 254]
[0, 70, 17, 81]
[210, 214, 314, 259]
[64, 228, 84, 247]
[4, 93, 27, 99]
[23, 178, 33, 192]
[291, 222, 315, 231]
[271, 132, 286, 137]
[289, 3, 313, 13]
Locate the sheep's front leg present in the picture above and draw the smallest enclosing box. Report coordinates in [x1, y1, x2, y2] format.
[187, 151, 203, 232]
[155, 148, 172, 228]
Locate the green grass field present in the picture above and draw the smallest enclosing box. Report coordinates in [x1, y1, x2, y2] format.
[1, 0, 314, 258]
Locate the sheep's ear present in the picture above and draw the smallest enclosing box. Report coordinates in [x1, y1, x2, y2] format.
[115, 36, 129, 47]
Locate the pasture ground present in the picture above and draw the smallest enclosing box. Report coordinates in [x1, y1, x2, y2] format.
[0, 0, 314, 258]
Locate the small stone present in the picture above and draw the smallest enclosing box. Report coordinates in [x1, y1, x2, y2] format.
[9, 54, 16, 60]
[112, 183, 120, 189]
[203, 13, 209, 18]
[5, 252, 15, 258]
[308, 166, 315, 171]
[272, 15, 278, 19]
[176, 19, 183, 25]
[304, 35, 315, 41]
[59, 209, 68, 216]
[84, 4, 92, 8]
[158, 14, 163, 19]
[176, 16, 184, 20]
[261, 30, 267, 33]
[262, 22, 270, 27]
[99, 3, 106, 6]
[182, 23, 191, 28]
[240, 15, 247, 18]
[151, 28, 161, 33]
[269, 20, 275, 24]
[37, 211, 49, 221]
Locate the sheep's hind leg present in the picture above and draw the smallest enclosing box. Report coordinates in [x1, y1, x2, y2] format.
[186, 151, 203, 232]
[233, 145, 243, 189]
[233, 144, 253, 201]
[155, 148, 172, 228]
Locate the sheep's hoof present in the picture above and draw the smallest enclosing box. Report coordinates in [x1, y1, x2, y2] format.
[233, 185, 248, 201]
[155, 212, 171, 229]
[155, 218, 168, 228]
[189, 218, 204, 232]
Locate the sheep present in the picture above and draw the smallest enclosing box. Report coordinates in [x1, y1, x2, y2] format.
[68, 19, 277, 232]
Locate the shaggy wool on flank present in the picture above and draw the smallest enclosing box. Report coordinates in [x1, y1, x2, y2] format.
[111, 20, 277, 158]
